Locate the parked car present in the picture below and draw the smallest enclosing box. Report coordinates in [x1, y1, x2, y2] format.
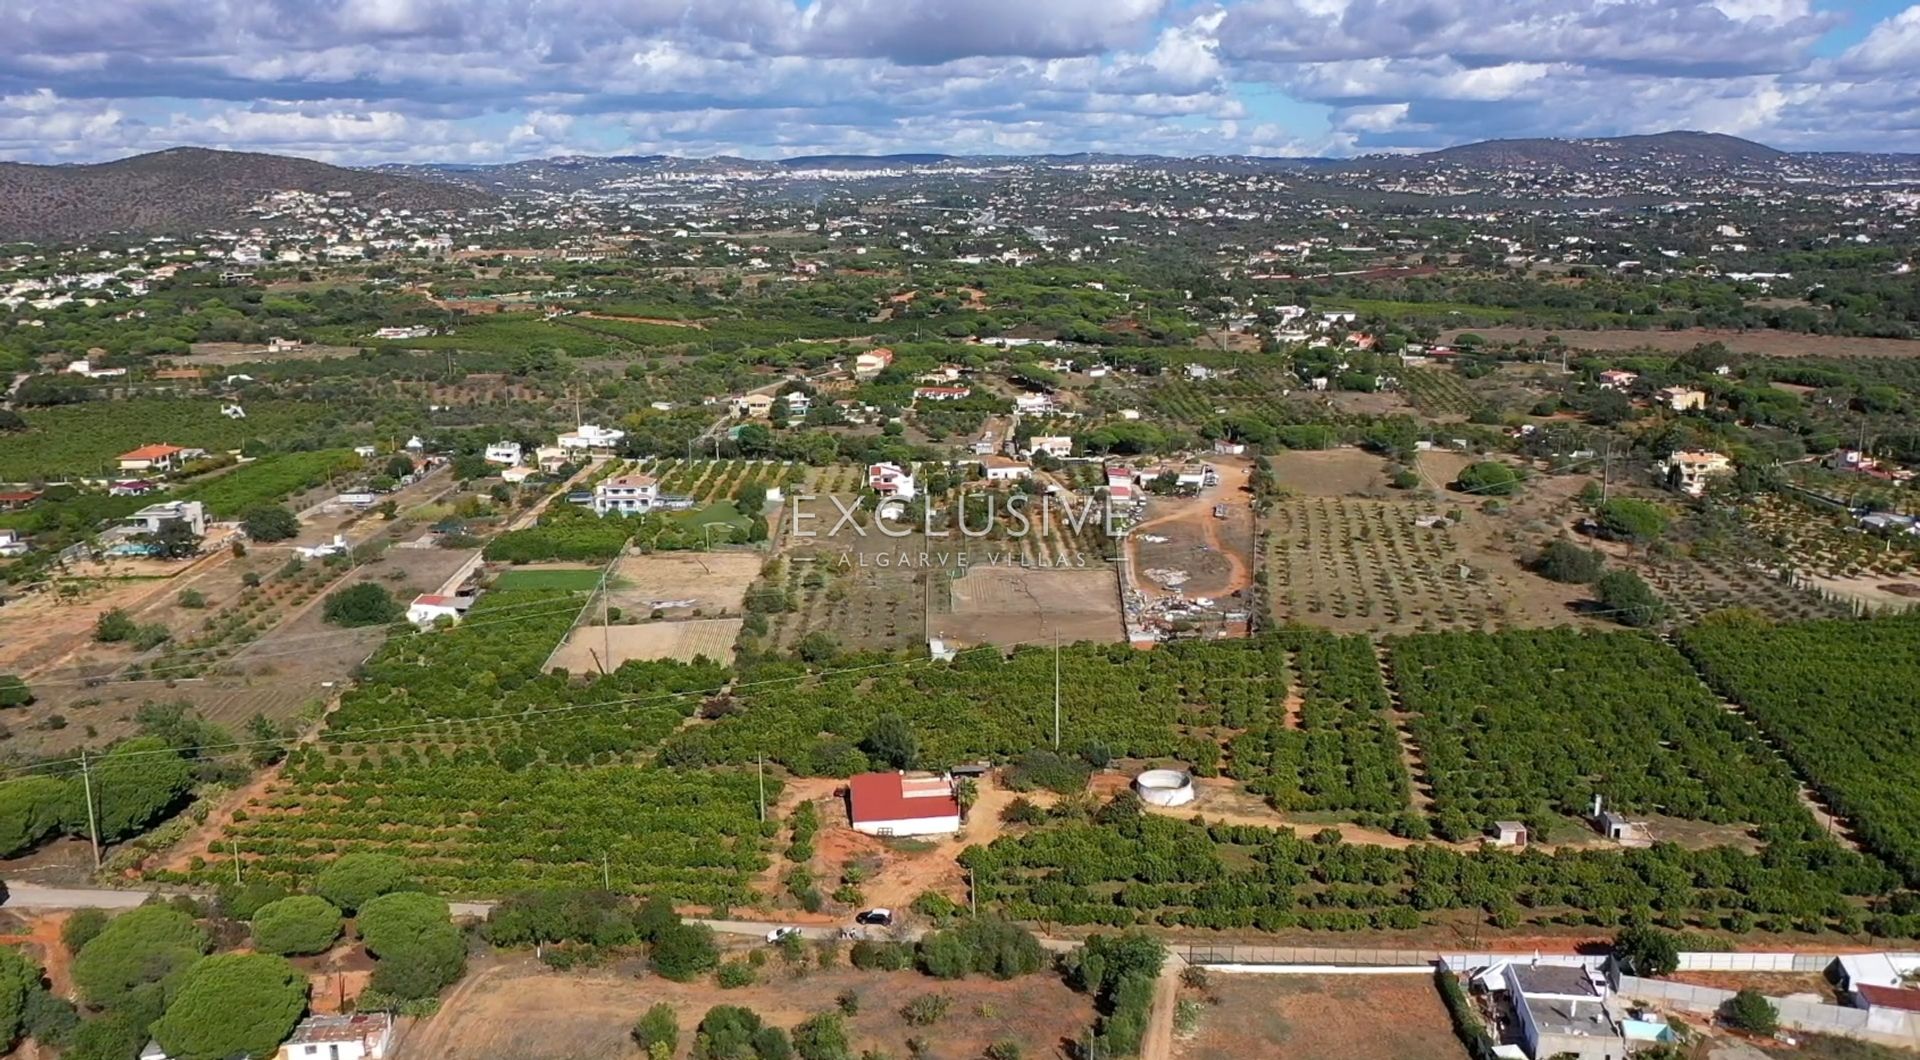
[767, 926, 804, 943]
[854, 909, 893, 926]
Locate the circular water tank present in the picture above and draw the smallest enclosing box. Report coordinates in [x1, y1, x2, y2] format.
[1133, 768, 1196, 807]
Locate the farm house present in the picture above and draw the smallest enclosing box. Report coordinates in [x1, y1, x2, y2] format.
[847, 771, 961, 837]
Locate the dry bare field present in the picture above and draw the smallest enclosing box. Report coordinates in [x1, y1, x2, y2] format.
[1265, 448, 1392, 497]
[402, 957, 1096, 1060]
[181, 341, 371, 365]
[1443, 327, 1920, 359]
[935, 565, 1124, 648]
[607, 552, 764, 617]
[1175, 974, 1466, 1060]
[550, 618, 744, 669]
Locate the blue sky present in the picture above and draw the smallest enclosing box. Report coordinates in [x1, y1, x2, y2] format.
[1, 0, 1917, 163]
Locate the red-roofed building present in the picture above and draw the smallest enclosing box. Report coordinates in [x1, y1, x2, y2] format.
[407, 593, 474, 628]
[847, 771, 961, 837]
[117, 443, 203, 472]
[276, 1012, 393, 1060]
[854, 347, 895, 379]
[0, 490, 40, 511]
[1855, 984, 1920, 1014]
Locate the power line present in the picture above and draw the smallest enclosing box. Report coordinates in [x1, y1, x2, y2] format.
[17, 594, 596, 691]
[1, 641, 1020, 783]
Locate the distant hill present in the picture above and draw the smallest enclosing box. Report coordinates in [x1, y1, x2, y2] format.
[1359, 131, 1788, 171]
[0, 147, 494, 242]
[377, 129, 1908, 196]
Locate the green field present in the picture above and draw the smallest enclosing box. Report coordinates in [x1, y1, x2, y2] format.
[491, 567, 605, 591]
[0, 398, 332, 480]
[673, 500, 754, 538]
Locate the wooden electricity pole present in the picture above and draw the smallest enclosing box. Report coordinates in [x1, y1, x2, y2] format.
[79, 751, 102, 871]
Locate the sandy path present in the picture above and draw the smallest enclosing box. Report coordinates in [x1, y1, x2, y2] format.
[1142, 950, 1188, 1060]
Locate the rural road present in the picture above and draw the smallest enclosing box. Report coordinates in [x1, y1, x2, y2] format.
[1, 884, 1080, 952]
[1, 881, 497, 919]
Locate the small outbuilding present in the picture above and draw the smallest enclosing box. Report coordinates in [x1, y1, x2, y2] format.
[407, 594, 474, 628]
[847, 771, 961, 837]
[1491, 821, 1529, 849]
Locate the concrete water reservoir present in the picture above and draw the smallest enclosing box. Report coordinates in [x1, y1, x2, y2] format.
[1133, 768, 1196, 807]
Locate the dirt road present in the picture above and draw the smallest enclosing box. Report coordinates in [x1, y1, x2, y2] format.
[1142, 950, 1189, 1060]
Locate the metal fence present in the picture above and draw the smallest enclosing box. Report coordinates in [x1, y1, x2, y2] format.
[1674, 952, 1832, 973]
[1181, 944, 1606, 968]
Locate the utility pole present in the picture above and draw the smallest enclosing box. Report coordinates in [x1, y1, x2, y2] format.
[757, 753, 767, 823]
[79, 750, 102, 872]
[1600, 441, 1615, 504]
[602, 852, 611, 890]
[232, 838, 243, 886]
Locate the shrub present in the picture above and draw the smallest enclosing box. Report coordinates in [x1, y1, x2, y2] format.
[251, 895, 345, 956]
[1534, 540, 1606, 584]
[0, 675, 31, 709]
[315, 852, 413, 913]
[1595, 570, 1667, 627]
[71, 905, 210, 1010]
[862, 714, 918, 770]
[357, 893, 464, 1001]
[900, 993, 951, 1027]
[0, 947, 37, 1052]
[717, 959, 757, 988]
[322, 583, 400, 627]
[151, 953, 306, 1060]
[216, 881, 291, 921]
[793, 1011, 852, 1060]
[692, 1005, 787, 1060]
[633, 1002, 679, 1052]
[484, 887, 638, 949]
[1598, 498, 1671, 542]
[1455, 461, 1522, 496]
[849, 941, 912, 971]
[915, 920, 1045, 980]
[1722, 989, 1778, 1036]
[1612, 925, 1680, 976]
[651, 922, 720, 982]
[240, 505, 301, 542]
[93, 608, 136, 643]
[60, 908, 110, 955]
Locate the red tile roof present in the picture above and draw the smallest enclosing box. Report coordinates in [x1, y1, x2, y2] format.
[118, 444, 184, 460]
[847, 772, 959, 825]
[1857, 985, 1920, 1012]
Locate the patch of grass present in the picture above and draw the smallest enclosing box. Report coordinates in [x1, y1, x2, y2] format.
[492, 568, 604, 591]
[672, 501, 754, 540]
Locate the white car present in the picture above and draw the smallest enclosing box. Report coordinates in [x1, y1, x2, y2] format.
[766, 926, 804, 943]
